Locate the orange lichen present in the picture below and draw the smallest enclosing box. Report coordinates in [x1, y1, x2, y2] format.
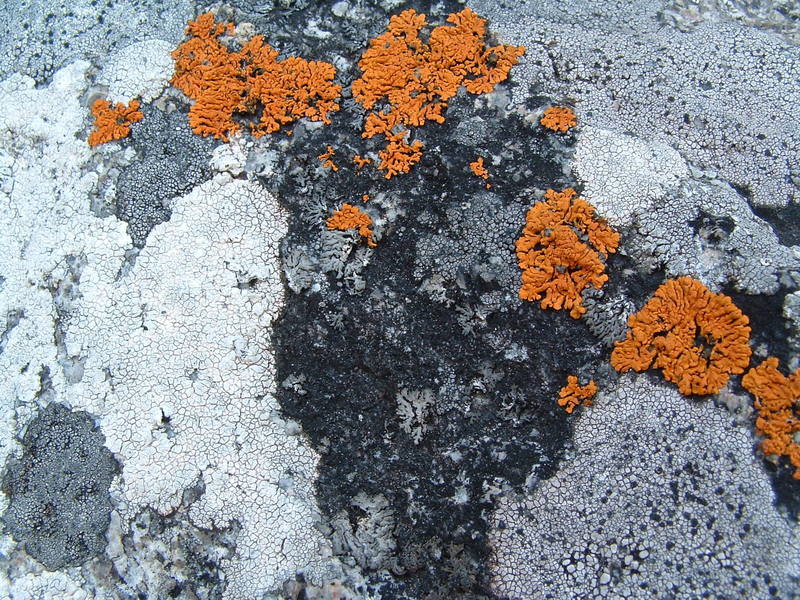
[352, 8, 525, 178]
[326, 204, 377, 247]
[742, 357, 800, 479]
[171, 12, 341, 141]
[470, 157, 491, 188]
[318, 145, 338, 171]
[353, 154, 372, 169]
[515, 188, 619, 319]
[362, 194, 370, 202]
[540, 106, 576, 133]
[558, 376, 597, 414]
[87, 99, 143, 146]
[611, 277, 752, 396]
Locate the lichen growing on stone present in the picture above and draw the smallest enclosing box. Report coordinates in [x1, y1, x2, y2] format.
[352, 8, 525, 178]
[540, 105, 576, 133]
[318, 145, 338, 171]
[516, 188, 619, 318]
[326, 203, 376, 247]
[469, 156, 491, 188]
[171, 12, 341, 141]
[742, 356, 800, 479]
[87, 98, 143, 146]
[557, 375, 596, 413]
[611, 276, 752, 395]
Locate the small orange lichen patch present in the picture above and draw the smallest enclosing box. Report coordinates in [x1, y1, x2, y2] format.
[352, 8, 525, 178]
[318, 145, 338, 171]
[362, 194, 370, 202]
[611, 277, 752, 396]
[353, 155, 372, 170]
[540, 106, 576, 133]
[470, 157, 491, 188]
[88, 99, 143, 146]
[515, 188, 619, 319]
[558, 376, 597, 414]
[171, 12, 341, 141]
[742, 357, 800, 479]
[326, 204, 377, 247]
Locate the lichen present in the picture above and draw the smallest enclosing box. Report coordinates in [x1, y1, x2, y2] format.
[611, 276, 751, 395]
[326, 204, 376, 247]
[352, 8, 524, 178]
[540, 106, 576, 133]
[557, 375, 596, 413]
[516, 188, 619, 318]
[742, 357, 800, 479]
[87, 98, 143, 146]
[171, 12, 341, 141]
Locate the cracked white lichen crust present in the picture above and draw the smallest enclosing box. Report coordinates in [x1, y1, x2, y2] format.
[65, 173, 338, 598]
[489, 374, 800, 600]
[575, 125, 800, 295]
[1, 61, 337, 599]
[97, 40, 176, 104]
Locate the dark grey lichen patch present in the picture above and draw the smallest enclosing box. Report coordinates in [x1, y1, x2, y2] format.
[269, 64, 603, 598]
[116, 105, 217, 247]
[1, 403, 119, 570]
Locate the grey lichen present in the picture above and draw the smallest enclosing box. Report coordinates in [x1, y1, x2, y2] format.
[489, 374, 800, 599]
[1, 403, 118, 570]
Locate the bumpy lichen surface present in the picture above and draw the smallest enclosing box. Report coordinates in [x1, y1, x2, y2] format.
[611, 276, 752, 396]
[516, 188, 619, 318]
[171, 12, 341, 140]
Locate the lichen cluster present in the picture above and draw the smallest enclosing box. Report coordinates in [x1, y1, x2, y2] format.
[516, 188, 620, 319]
[611, 276, 752, 396]
[171, 12, 341, 141]
[742, 357, 800, 479]
[352, 8, 525, 178]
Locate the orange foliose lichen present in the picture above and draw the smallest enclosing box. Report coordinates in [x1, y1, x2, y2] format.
[352, 8, 525, 178]
[611, 277, 752, 396]
[540, 106, 576, 133]
[742, 357, 800, 479]
[326, 204, 377, 247]
[318, 145, 338, 171]
[558, 376, 597, 414]
[353, 154, 372, 170]
[515, 188, 619, 319]
[171, 12, 341, 141]
[470, 157, 491, 188]
[88, 99, 143, 147]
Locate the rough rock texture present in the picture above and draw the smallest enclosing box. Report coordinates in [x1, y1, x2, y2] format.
[0, 0, 191, 83]
[1, 403, 118, 570]
[1, 1, 799, 599]
[470, 0, 800, 209]
[490, 374, 800, 599]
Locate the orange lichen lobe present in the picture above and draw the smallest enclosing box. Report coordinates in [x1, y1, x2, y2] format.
[742, 357, 800, 479]
[353, 154, 372, 170]
[540, 106, 577, 133]
[558, 376, 597, 414]
[326, 204, 377, 247]
[470, 157, 491, 188]
[87, 99, 143, 146]
[318, 145, 339, 171]
[515, 188, 619, 319]
[171, 12, 341, 141]
[362, 194, 370, 202]
[611, 277, 752, 396]
[352, 8, 525, 177]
